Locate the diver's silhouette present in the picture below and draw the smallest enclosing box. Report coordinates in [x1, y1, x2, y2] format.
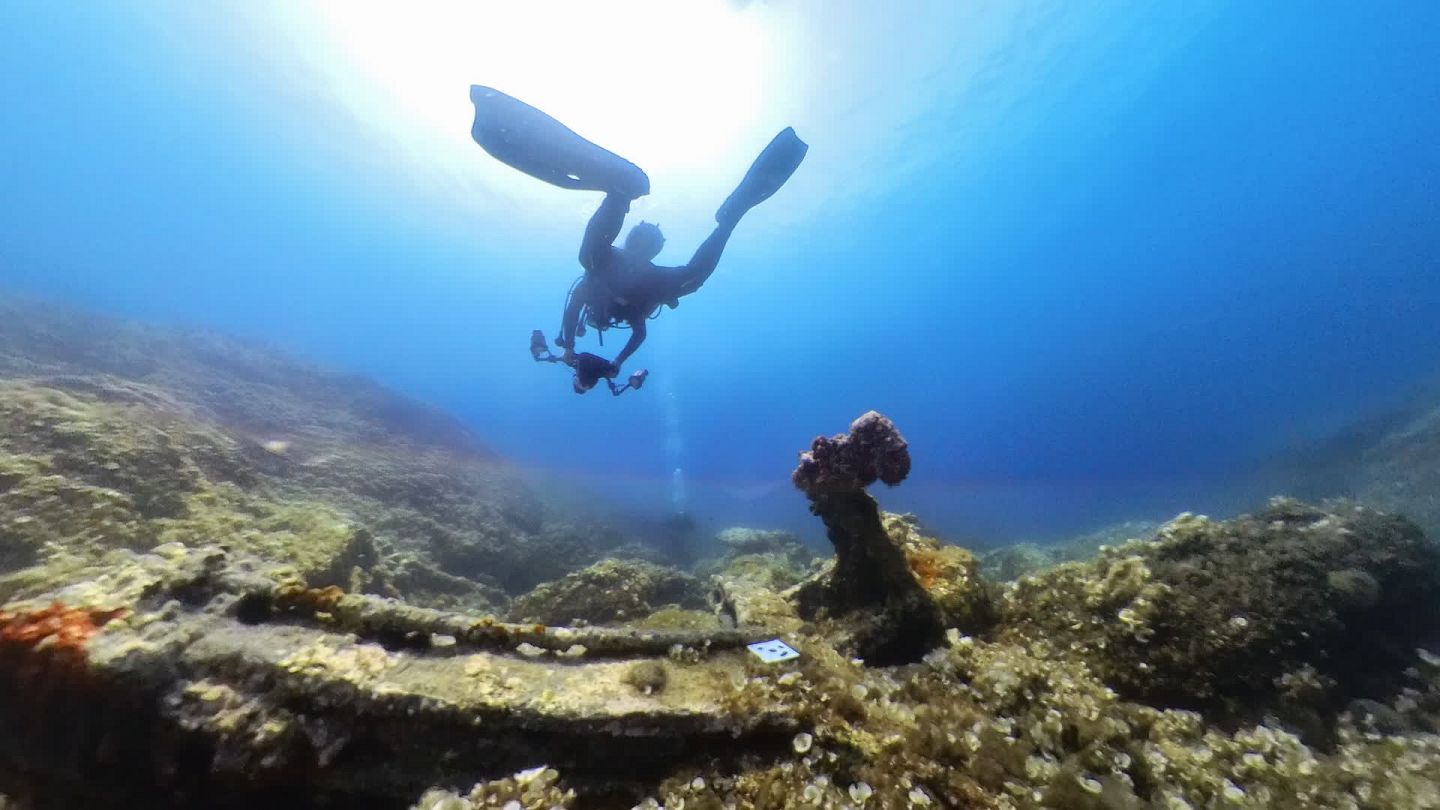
[469, 85, 806, 394]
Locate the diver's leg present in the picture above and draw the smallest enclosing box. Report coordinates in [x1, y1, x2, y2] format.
[579, 194, 632, 274]
[673, 219, 738, 296]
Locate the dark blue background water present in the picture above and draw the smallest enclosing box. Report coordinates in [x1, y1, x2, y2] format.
[4, 3, 1439, 545]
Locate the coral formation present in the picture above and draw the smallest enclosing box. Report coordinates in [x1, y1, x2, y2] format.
[791, 410, 910, 497]
[789, 412, 990, 664]
[0, 601, 127, 689]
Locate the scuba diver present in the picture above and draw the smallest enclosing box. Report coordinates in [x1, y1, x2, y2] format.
[550, 187, 735, 391]
[469, 85, 807, 395]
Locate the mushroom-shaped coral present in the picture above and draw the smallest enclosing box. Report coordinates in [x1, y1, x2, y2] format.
[792, 411, 910, 498]
[788, 413, 960, 664]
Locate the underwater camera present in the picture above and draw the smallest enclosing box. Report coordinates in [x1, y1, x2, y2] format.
[531, 330, 647, 397]
[571, 352, 615, 391]
[569, 353, 647, 397]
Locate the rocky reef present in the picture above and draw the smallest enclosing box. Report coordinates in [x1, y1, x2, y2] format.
[997, 499, 1440, 732]
[3, 496, 1439, 809]
[0, 298, 626, 614]
[3, 303, 1440, 808]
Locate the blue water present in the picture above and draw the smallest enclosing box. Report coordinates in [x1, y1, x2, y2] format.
[3, 3, 1439, 545]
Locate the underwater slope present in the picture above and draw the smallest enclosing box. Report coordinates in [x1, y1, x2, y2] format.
[0, 296, 491, 457]
[1277, 392, 1440, 539]
[0, 295, 621, 610]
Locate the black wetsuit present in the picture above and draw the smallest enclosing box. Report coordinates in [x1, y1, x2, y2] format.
[558, 194, 738, 369]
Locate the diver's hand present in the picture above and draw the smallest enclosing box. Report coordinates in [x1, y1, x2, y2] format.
[602, 360, 621, 378]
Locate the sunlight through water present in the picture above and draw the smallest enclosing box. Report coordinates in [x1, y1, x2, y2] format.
[311, 1, 774, 177]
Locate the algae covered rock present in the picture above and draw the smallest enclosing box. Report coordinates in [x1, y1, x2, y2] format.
[997, 498, 1440, 724]
[0, 377, 248, 519]
[705, 552, 813, 592]
[920, 630, 1440, 810]
[883, 512, 996, 633]
[507, 558, 710, 625]
[979, 542, 1059, 583]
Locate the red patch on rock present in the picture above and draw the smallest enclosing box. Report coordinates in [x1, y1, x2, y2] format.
[0, 601, 128, 674]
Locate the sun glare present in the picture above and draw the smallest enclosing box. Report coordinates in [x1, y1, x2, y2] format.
[312, 1, 773, 179]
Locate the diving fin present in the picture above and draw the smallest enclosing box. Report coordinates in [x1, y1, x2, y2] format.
[716, 127, 809, 225]
[469, 85, 651, 198]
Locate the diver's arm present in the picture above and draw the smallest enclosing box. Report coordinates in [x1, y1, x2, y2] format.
[578, 194, 631, 273]
[613, 319, 647, 369]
